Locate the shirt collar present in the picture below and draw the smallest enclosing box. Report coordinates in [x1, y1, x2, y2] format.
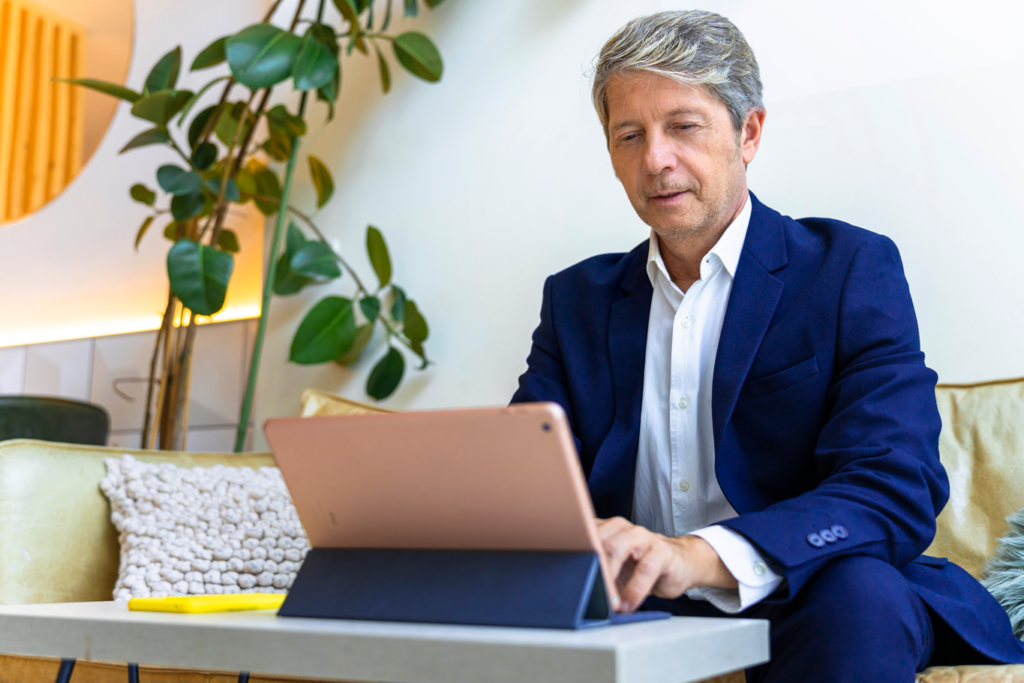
[646, 192, 752, 287]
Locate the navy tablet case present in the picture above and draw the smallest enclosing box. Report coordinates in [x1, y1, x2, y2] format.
[279, 548, 670, 629]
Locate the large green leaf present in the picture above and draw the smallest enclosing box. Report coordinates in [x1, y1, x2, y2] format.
[308, 156, 334, 208]
[157, 165, 201, 194]
[192, 36, 228, 70]
[266, 104, 307, 136]
[359, 296, 380, 321]
[235, 167, 258, 199]
[293, 27, 339, 91]
[273, 252, 314, 296]
[317, 69, 341, 121]
[393, 32, 442, 82]
[390, 285, 406, 321]
[403, 300, 429, 342]
[167, 239, 234, 316]
[203, 176, 240, 202]
[58, 78, 140, 103]
[253, 166, 282, 215]
[291, 241, 341, 279]
[366, 347, 405, 400]
[286, 221, 307, 256]
[217, 229, 240, 253]
[290, 296, 357, 364]
[226, 24, 303, 90]
[374, 45, 391, 94]
[120, 127, 169, 154]
[215, 101, 254, 146]
[191, 142, 217, 170]
[188, 105, 218, 150]
[262, 128, 292, 161]
[309, 24, 339, 55]
[177, 76, 230, 126]
[335, 323, 374, 366]
[134, 215, 155, 251]
[130, 183, 156, 206]
[145, 47, 182, 94]
[366, 225, 391, 288]
[170, 191, 205, 221]
[131, 90, 193, 125]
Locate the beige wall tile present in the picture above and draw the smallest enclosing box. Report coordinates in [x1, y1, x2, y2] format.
[0, 347, 27, 394]
[23, 338, 94, 401]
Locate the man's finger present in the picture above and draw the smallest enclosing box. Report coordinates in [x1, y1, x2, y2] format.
[596, 516, 632, 540]
[603, 526, 653, 590]
[620, 540, 673, 612]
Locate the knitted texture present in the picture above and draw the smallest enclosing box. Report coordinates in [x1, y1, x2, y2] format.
[981, 507, 1024, 641]
[100, 455, 309, 601]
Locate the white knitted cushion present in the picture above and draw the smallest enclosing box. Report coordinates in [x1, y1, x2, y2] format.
[100, 454, 309, 601]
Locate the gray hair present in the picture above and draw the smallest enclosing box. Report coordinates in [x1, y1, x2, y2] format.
[591, 10, 763, 134]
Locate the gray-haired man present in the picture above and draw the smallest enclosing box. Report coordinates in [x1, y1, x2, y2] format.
[512, 10, 1024, 681]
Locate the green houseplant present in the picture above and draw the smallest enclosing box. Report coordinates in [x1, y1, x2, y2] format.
[64, 0, 444, 451]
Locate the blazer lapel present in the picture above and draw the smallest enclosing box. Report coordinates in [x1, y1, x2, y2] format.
[588, 246, 651, 520]
[712, 194, 789, 452]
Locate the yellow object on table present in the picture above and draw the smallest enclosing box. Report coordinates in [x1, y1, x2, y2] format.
[128, 593, 286, 613]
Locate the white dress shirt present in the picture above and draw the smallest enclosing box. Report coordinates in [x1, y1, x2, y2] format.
[632, 193, 783, 613]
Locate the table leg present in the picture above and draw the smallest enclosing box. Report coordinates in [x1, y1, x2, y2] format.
[128, 663, 139, 683]
[238, 673, 250, 683]
[54, 658, 75, 683]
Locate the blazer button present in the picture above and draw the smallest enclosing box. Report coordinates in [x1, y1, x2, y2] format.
[830, 525, 848, 539]
[806, 533, 826, 548]
[819, 529, 836, 543]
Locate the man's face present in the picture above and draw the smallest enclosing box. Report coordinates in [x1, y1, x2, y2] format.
[605, 72, 760, 241]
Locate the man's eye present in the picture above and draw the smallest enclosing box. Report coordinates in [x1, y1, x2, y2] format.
[620, 133, 640, 142]
[674, 124, 695, 131]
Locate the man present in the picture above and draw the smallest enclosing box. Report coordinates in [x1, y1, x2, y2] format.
[511, 10, 1024, 682]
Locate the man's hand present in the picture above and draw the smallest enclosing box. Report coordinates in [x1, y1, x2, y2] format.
[598, 517, 739, 612]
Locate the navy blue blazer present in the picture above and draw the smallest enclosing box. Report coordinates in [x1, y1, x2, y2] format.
[512, 193, 1024, 663]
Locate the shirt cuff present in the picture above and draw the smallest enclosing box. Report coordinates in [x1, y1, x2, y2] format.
[687, 525, 783, 614]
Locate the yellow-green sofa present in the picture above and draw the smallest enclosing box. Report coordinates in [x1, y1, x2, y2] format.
[2, 383, 1024, 682]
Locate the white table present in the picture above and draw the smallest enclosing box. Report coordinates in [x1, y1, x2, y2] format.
[0, 602, 768, 683]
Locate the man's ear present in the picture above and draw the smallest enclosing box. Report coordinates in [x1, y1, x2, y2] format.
[741, 108, 766, 166]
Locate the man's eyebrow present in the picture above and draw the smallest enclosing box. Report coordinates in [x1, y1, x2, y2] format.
[609, 109, 703, 132]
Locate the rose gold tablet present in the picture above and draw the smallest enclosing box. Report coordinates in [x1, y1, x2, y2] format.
[263, 402, 617, 605]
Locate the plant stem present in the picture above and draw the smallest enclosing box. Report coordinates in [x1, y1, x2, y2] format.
[234, 95, 310, 452]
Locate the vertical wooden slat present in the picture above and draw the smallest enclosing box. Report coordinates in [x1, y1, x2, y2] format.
[0, 0, 85, 220]
[46, 24, 70, 200]
[0, 0, 23, 220]
[64, 28, 83, 184]
[26, 12, 52, 212]
[6, 6, 36, 221]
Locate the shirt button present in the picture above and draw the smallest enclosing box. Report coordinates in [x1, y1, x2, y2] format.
[806, 533, 826, 548]
[678, 480, 690, 492]
[677, 397, 689, 409]
[753, 561, 767, 576]
[681, 316, 691, 329]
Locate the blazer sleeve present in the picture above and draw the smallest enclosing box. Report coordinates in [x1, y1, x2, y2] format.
[718, 234, 949, 601]
[510, 276, 582, 448]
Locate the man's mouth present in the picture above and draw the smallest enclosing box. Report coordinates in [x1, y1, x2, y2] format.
[648, 190, 688, 204]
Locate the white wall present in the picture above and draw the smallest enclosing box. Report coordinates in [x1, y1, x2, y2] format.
[2, 0, 1021, 451]
[250, 0, 1024, 449]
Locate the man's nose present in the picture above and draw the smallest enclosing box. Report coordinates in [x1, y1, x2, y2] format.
[642, 132, 676, 176]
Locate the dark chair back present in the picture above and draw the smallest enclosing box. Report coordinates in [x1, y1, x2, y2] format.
[0, 396, 110, 446]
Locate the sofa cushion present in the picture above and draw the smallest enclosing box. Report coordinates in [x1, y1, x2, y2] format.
[927, 377, 1024, 578]
[299, 389, 392, 418]
[0, 439, 276, 606]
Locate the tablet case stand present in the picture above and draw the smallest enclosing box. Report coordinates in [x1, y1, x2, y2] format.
[279, 548, 670, 629]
